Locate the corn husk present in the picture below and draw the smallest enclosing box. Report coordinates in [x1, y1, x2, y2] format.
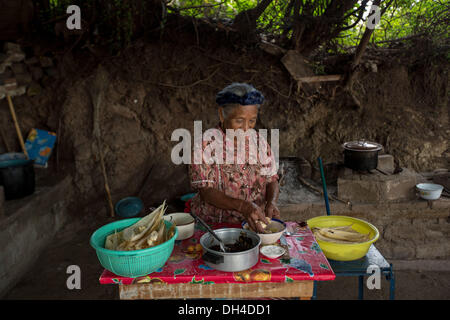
[104, 201, 169, 251]
[312, 226, 371, 244]
[122, 201, 166, 242]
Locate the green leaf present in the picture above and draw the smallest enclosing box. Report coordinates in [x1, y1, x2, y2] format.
[190, 276, 214, 284]
[320, 263, 329, 270]
[174, 268, 186, 276]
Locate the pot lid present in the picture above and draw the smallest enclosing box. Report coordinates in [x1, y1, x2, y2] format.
[343, 140, 383, 151]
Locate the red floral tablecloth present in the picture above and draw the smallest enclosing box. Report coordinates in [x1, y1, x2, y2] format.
[99, 221, 335, 285]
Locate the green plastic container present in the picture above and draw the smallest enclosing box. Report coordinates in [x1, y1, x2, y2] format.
[90, 218, 178, 277]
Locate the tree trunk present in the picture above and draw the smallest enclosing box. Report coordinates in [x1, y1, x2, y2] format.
[233, 0, 273, 37]
[344, 0, 382, 89]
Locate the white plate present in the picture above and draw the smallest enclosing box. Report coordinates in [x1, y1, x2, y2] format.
[260, 245, 285, 259]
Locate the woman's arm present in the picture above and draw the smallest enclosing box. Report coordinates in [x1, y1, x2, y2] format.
[265, 181, 280, 219]
[265, 180, 279, 204]
[199, 187, 267, 233]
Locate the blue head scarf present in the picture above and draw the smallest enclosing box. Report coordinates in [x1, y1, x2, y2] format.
[215, 83, 264, 106]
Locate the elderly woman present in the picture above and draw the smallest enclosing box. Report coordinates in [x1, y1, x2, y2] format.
[189, 83, 280, 233]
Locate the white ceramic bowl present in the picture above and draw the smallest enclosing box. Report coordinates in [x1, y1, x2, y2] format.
[242, 218, 287, 245]
[416, 183, 444, 200]
[260, 245, 285, 259]
[163, 212, 195, 240]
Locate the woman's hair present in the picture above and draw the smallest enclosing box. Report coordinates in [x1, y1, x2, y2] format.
[216, 83, 264, 119]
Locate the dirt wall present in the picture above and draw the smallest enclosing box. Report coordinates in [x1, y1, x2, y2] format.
[0, 37, 448, 213]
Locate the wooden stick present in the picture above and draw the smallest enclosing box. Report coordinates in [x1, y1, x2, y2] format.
[297, 75, 342, 83]
[6, 94, 29, 159]
[97, 137, 115, 218]
[90, 67, 114, 217]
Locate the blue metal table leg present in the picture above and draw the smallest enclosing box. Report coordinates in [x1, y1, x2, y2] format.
[388, 264, 395, 300]
[312, 281, 317, 300]
[358, 275, 364, 300]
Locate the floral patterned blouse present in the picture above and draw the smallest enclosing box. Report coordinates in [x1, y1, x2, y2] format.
[188, 125, 279, 224]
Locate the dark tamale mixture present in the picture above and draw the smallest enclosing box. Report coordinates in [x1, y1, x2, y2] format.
[209, 233, 254, 253]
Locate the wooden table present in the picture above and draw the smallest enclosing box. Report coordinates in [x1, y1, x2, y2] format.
[99, 222, 335, 300]
[118, 281, 315, 300]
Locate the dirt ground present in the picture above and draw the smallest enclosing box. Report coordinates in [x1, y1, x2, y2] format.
[3, 214, 450, 300]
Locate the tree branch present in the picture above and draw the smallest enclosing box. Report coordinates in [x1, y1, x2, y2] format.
[233, 0, 274, 35]
[167, 1, 226, 13]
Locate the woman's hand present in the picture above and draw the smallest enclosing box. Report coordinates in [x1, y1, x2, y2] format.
[265, 201, 280, 220]
[238, 200, 268, 233]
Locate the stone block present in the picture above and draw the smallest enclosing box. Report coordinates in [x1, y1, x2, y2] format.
[337, 178, 382, 202]
[3, 42, 22, 53]
[0, 61, 12, 73]
[391, 244, 416, 260]
[0, 68, 14, 82]
[26, 82, 42, 96]
[338, 166, 353, 178]
[10, 63, 27, 75]
[416, 243, 450, 259]
[44, 67, 58, 77]
[383, 222, 418, 242]
[5, 52, 26, 63]
[382, 170, 417, 201]
[30, 66, 44, 81]
[377, 154, 395, 174]
[39, 56, 53, 68]
[15, 73, 33, 85]
[4, 85, 26, 97]
[24, 56, 39, 66]
[337, 168, 417, 203]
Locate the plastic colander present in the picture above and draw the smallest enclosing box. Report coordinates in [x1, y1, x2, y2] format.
[90, 218, 178, 277]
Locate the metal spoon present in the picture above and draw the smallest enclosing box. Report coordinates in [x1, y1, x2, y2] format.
[189, 212, 227, 253]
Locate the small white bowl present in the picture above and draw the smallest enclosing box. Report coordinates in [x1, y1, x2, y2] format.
[260, 245, 285, 259]
[163, 212, 195, 240]
[416, 183, 444, 200]
[242, 218, 287, 245]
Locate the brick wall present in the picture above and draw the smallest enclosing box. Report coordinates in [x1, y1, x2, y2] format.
[280, 199, 450, 260]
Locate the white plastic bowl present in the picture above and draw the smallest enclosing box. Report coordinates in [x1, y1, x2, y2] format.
[416, 183, 444, 200]
[260, 245, 285, 259]
[163, 212, 195, 240]
[242, 219, 286, 245]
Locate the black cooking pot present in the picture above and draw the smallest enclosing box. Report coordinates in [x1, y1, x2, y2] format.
[342, 140, 383, 171]
[0, 153, 35, 200]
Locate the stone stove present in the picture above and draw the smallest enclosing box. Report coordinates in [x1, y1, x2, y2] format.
[337, 165, 418, 203]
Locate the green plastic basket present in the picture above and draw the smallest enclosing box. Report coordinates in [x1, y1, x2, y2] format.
[90, 218, 178, 278]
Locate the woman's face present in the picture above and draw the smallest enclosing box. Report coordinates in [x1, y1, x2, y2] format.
[220, 104, 259, 131]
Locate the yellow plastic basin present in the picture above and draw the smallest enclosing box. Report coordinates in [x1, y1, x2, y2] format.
[307, 215, 379, 261]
